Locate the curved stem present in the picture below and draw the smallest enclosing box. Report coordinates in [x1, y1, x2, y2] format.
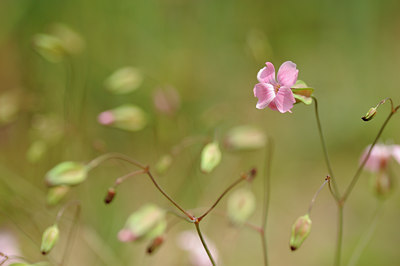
[60, 202, 81, 266]
[342, 105, 400, 202]
[194, 222, 216, 266]
[197, 175, 245, 222]
[113, 169, 146, 187]
[347, 202, 383, 266]
[312, 97, 340, 200]
[335, 205, 344, 266]
[307, 177, 329, 215]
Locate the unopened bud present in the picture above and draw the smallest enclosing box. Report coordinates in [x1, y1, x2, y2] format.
[118, 204, 167, 242]
[371, 171, 393, 198]
[97, 105, 148, 132]
[153, 87, 180, 116]
[289, 214, 312, 251]
[50, 24, 84, 55]
[104, 187, 116, 204]
[45, 162, 88, 187]
[245, 168, 257, 182]
[104, 67, 143, 94]
[224, 126, 266, 150]
[227, 189, 256, 225]
[46, 186, 70, 206]
[362, 107, 377, 121]
[146, 236, 165, 254]
[155, 154, 173, 174]
[200, 142, 222, 174]
[40, 224, 59, 255]
[33, 34, 66, 63]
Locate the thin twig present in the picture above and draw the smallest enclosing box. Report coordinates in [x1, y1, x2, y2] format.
[194, 222, 216, 266]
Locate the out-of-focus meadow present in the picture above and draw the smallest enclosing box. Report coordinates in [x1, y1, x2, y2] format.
[1, 0, 400, 265]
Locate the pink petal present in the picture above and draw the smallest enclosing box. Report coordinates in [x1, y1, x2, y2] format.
[118, 229, 137, 242]
[257, 62, 276, 84]
[361, 144, 390, 172]
[274, 87, 295, 113]
[277, 61, 299, 87]
[268, 100, 278, 111]
[391, 145, 400, 164]
[253, 83, 275, 109]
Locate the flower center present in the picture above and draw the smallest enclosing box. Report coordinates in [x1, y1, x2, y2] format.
[274, 84, 281, 93]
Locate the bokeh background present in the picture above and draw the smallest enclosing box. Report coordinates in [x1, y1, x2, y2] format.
[1, 0, 400, 265]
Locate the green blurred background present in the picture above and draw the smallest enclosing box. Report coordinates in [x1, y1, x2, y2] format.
[1, 0, 400, 265]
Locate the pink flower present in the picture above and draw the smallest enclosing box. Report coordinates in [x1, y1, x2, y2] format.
[361, 144, 400, 172]
[253, 61, 299, 113]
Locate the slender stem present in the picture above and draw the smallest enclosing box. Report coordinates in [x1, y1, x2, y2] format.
[55, 201, 81, 224]
[194, 222, 216, 266]
[347, 202, 383, 266]
[312, 97, 340, 200]
[114, 169, 146, 187]
[60, 202, 81, 266]
[342, 105, 400, 202]
[335, 205, 344, 266]
[307, 177, 329, 215]
[86, 152, 194, 221]
[260, 137, 273, 266]
[197, 176, 245, 221]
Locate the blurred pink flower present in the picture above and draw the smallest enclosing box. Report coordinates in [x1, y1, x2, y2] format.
[361, 144, 400, 172]
[177, 231, 219, 266]
[253, 61, 298, 113]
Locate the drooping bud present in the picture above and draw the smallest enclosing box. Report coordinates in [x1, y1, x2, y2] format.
[50, 24, 84, 55]
[362, 107, 377, 121]
[200, 141, 222, 173]
[118, 204, 167, 242]
[224, 125, 266, 151]
[289, 214, 312, 251]
[370, 171, 393, 199]
[45, 162, 88, 187]
[155, 154, 173, 174]
[46, 186, 70, 206]
[146, 236, 165, 254]
[227, 189, 256, 225]
[104, 187, 116, 204]
[32, 34, 66, 63]
[153, 87, 181, 116]
[97, 105, 148, 132]
[104, 67, 143, 94]
[40, 224, 59, 255]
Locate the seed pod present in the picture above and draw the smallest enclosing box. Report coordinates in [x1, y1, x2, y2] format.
[104, 67, 143, 95]
[289, 214, 312, 251]
[40, 225, 59, 255]
[224, 125, 266, 151]
[104, 187, 116, 204]
[146, 236, 165, 254]
[362, 107, 377, 121]
[227, 189, 256, 225]
[155, 154, 173, 174]
[45, 162, 88, 187]
[33, 34, 66, 63]
[200, 141, 222, 174]
[97, 105, 148, 132]
[46, 186, 70, 206]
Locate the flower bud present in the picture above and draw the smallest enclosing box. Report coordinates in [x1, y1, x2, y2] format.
[371, 171, 393, 198]
[104, 67, 143, 94]
[155, 154, 173, 174]
[40, 224, 59, 255]
[46, 186, 70, 206]
[118, 204, 166, 242]
[26, 140, 47, 163]
[45, 161, 88, 187]
[153, 87, 180, 116]
[104, 187, 116, 204]
[33, 34, 66, 63]
[200, 141, 222, 174]
[224, 125, 266, 151]
[0, 91, 20, 126]
[227, 189, 256, 225]
[97, 105, 148, 132]
[289, 214, 312, 251]
[362, 107, 377, 121]
[50, 24, 84, 55]
[146, 236, 164, 254]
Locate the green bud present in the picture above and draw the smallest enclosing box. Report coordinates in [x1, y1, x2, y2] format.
[290, 214, 312, 251]
[118, 204, 166, 242]
[26, 140, 47, 163]
[45, 161, 88, 187]
[224, 126, 266, 150]
[146, 236, 164, 254]
[200, 141, 222, 173]
[98, 105, 148, 132]
[40, 224, 59, 255]
[50, 24, 84, 55]
[227, 189, 256, 225]
[46, 186, 70, 206]
[155, 154, 173, 174]
[33, 34, 66, 63]
[105, 67, 143, 94]
[362, 107, 377, 121]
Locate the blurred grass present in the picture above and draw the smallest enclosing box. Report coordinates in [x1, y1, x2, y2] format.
[1, 0, 400, 265]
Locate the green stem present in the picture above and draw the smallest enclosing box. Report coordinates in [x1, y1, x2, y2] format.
[342, 105, 399, 202]
[347, 202, 383, 266]
[194, 222, 216, 266]
[59, 201, 81, 266]
[307, 177, 329, 215]
[312, 97, 340, 200]
[335, 205, 344, 266]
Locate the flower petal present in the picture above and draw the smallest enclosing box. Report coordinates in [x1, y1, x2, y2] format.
[277, 61, 299, 87]
[257, 62, 276, 84]
[391, 145, 400, 164]
[253, 83, 275, 109]
[274, 87, 295, 113]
